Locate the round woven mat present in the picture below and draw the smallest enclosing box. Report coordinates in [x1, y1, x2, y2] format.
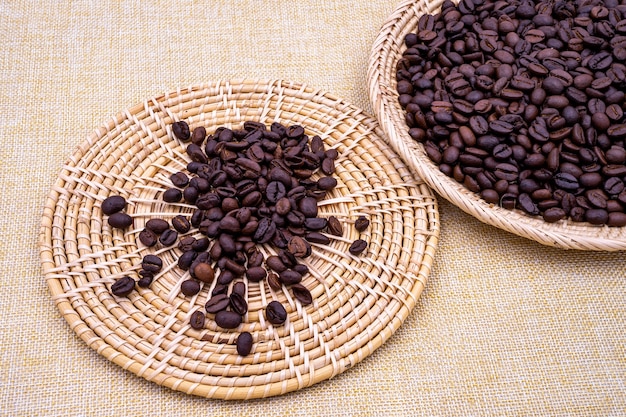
[39, 79, 440, 399]
[368, 0, 626, 251]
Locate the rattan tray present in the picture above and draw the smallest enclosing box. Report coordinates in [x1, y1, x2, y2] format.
[39, 79, 440, 399]
[368, 0, 626, 251]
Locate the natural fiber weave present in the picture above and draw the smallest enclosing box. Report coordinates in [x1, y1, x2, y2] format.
[39, 79, 440, 399]
[368, 0, 626, 251]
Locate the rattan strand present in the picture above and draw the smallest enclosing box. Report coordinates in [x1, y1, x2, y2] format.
[39, 79, 440, 399]
[367, 0, 626, 251]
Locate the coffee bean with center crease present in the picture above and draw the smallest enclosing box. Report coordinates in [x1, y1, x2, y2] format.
[189, 311, 205, 330]
[291, 283, 313, 305]
[111, 276, 135, 297]
[205, 293, 230, 314]
[142, 254, 163, 273]
[349, 239, 368, 255]
[265, 301, 287, 325]
[171, 215, 191, 233]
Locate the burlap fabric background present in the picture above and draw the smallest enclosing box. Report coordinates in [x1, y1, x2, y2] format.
[1, 1, 624, 415]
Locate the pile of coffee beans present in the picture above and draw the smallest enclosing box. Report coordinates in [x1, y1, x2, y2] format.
[103, 120, 370, 355]
[396, 0, 626, 226]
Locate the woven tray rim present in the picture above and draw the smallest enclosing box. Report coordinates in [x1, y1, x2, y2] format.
[39, 79, 440, 399]
[367, 0, 626, 251]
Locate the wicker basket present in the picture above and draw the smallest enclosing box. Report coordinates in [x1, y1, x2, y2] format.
[368, 0, 626, 251]
[39, 79, 440, 399]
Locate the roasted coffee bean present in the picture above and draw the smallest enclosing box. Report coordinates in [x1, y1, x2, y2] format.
[278, 267, 302, 285]
[349, 239, 367, 255]
[229, 292, 248, 315]
[326, 215, 343, 236]
[291, 283, 313, 306]
[170, 172, 189, 188]
[236, 331, 253, 356]
[246, 266, 267, 282]
[287, 236, 310, 258]
[108, 212, 133, 229]
[354, 216, 370, 232]
[158, 228, 178, 246]
[138, 228, 158, 247]
[265, 301, 287, 325]
[137, 274, 153, 288]
[192, 262, 215, 283]
[102, 195, 126, 215]
[172, 121, 191, 141]
[305, 231, 331, 245]
[317, 176, 337, 190]
[266, 255, 288, 273]
[205, 293, 230, 314]
[163, 187, 183, 203]
[171, 215, 191, 233]
[141, 254, 163, 273]
[214, 310, 242, 329]
[189, 311, 205, 330]
[111, 276, 135, 297]
[181, 279, 201, 296]
[145, 219, 170, 234]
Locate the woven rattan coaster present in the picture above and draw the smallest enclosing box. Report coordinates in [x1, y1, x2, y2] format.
[368, 0, 626, 251]
[39, 79, 440, 399]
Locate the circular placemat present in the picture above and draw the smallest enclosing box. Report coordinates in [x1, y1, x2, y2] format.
[368, 0, 626, 251]
[39, 79, 440, 399]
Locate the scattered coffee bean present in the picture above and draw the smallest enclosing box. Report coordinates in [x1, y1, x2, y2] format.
[111, 276, 135, 297]
[102, 195, 126, 215]
[192, 262, 215, 283]
[215, 310, 242, 329]
[172, 121, 191, 141]
[354, 216, 370, 232]
[236, 331, 253, 356]
[189, 311, 206, 330]
[108, 212, 133, 229]
[138, 228, 158, 247]
[349, 239, 367, 256]
[291, 283, 313, 305]
[265, 301, 287, 325]
[171, 215, 191, 233]
[205, 293, 230, 314]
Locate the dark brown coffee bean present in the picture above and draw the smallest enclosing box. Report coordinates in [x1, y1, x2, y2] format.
[585, 208, 609, 225]
[608, 212, 626, 227]
[102, 195, 126, 215]
[111, 276, 135, 297]
[108, 212, 133, 229]
[326, 215, 343, 236]
[246, 266, 267, 282]
[141, 254, 163, 273]
[189, 311, 205, 330]
[170, 171, 189, 188]
[229, 292, 248, 315]
[158, 228, 178, 246]
[265, 301, 287, 325]
[205, 293, 230, 314]
[279, 269, 303, 285]
[215, 310, 242, 329]
[163, 187, 182, 203]
[354, 216, 370, 232]
[145, 219, 169, 234]
[317, 176, 338, 190]
[171, 215, 191, 233]
[138, 228, 158, 247]
[306, 232, 330, 245]
[287, 236, 310, 258]
[291, 283, 313, 306]
[349, 239, 367, 255]
[181, 279, 201, 296]
[172, 121, 191, 141]
[236, 331, 253, 356]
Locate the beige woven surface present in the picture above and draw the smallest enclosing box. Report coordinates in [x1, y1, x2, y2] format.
[2, 0, 626, 415]
[39, 79, 439, 399]
[368, 0, 626, 251]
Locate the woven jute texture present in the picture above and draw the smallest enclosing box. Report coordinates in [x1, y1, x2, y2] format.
[3, 0, 626, 415]
[368, 0, 626, 251]
[39, 79, 440, 399]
